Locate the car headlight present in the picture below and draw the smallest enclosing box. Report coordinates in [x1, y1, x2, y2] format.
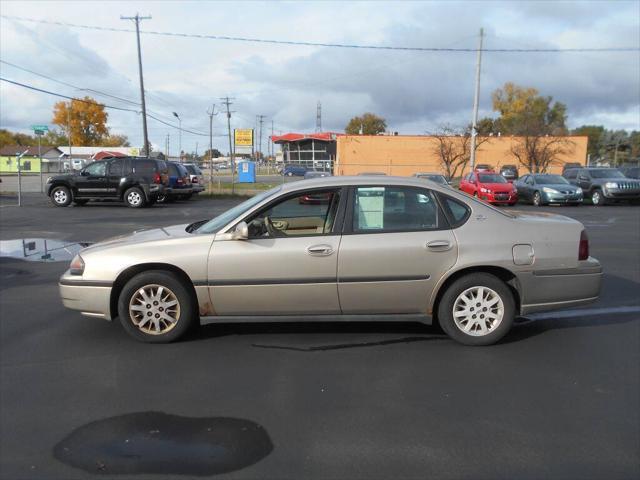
[46, 176, 53, 183]
[605, 182, 618, 188]
[480, 187, 489, 193]
[575, 187, 583, 194]
[542, 187, 559, 194]
[69, 254, 85, 275]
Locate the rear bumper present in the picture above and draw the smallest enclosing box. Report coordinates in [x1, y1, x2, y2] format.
[59, 272, 113, 320]
[517, 257, 602, 315]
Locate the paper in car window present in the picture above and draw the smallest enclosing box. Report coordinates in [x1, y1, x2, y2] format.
[357, 187, 384, 229]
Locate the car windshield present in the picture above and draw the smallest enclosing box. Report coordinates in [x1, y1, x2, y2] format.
[590, 169, 625, 178]
[533, 175, 569, 185]
[195, 187, 281, 234]
[478, 173, 507, 183]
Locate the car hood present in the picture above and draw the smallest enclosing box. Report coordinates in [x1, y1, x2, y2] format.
[81, 223, 192, 254]
[538, 184, 581, 191]
[481, 183, 513, 192]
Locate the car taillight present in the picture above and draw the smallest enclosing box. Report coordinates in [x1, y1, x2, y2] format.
[192, 177, 198, 183]
[177, 177, 183, 184]
[153, 172, 161, 184]
[579, 230, 589, 260]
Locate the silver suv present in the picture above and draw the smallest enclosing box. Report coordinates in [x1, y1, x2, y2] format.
[564, 167, 640, 205]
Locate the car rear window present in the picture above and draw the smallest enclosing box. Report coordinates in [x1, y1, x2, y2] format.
[132, 160, 158, 174]
[168, 163, 180, 176]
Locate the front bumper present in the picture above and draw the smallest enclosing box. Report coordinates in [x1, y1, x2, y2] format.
[543, 191, 583, 204]
[481, 191, 517, 204]
[517, 257, 602, 315]
[603, 187, 640, 200]
[59, 271, 113, 320]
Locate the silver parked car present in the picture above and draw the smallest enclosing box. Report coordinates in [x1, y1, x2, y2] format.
[59, 176, 602, 345]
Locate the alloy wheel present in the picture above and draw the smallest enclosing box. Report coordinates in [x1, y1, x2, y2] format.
[452, 286, 504, 336]
[127, 191, 143, 207]
[128, 284, 180, 335]
[54, 189, 68, 204]
[533, 192, 541, 206]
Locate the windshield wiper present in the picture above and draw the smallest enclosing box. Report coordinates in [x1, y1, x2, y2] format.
[185, 219, 209, 233]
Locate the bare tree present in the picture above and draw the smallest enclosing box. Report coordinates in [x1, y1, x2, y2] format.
[432, 125, 488, 179]
[510, 135, 575, 173]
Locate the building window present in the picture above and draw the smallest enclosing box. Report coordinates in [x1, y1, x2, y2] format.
[22, 161, 31, 171]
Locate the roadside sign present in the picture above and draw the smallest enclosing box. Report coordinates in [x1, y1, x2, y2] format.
[234, 129, 253, 147]
[31, 125, 48, 135]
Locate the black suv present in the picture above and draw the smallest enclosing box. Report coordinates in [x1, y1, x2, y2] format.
[499, 164, 519, 182]
[46, 157, 169, 208]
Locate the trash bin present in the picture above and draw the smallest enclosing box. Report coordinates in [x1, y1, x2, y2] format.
[237, 161, 256, 183]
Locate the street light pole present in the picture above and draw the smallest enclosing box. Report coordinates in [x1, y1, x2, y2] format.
[173, 112, 182, 161]
[469, 27, 484, 171]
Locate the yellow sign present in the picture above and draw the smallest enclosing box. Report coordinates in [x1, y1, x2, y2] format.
[234, 129, 253, 147]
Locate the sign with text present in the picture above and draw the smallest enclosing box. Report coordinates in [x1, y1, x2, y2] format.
[234, 129, 253, 147]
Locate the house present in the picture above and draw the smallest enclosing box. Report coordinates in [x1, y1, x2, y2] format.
[0, 145, 65, 173]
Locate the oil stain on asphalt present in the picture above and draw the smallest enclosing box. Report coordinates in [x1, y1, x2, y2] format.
[53, 412, 273, 476]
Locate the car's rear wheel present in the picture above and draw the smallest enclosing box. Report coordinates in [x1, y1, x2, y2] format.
[118, 271, 196, 343]
[50, 186, 72, 207]
[124, 187, 145, 208]
[437, 273, 515, 346]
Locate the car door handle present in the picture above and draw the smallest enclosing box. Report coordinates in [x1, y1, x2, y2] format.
[306, 244, 334, 256]
[426, 240, 452, 251]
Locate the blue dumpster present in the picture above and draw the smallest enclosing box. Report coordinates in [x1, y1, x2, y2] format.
[237, 161, 256, 183]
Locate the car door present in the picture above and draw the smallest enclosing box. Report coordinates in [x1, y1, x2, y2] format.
[577, 170, 591, 191]
[207, 187, 345, 315]
[519, 175, 531, 201]
[105, 158, 124, 197]
[337, 185, 458, 314]
[75, 161, 107, 197]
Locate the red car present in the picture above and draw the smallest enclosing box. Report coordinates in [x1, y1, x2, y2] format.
[460, 170, 518, 205]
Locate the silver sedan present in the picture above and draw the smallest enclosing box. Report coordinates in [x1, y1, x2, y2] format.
[59, 176, 602, 345]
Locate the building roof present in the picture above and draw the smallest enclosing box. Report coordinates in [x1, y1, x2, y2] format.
[0, 145, 61, 157]
[57, 146, 137, 157]
[271, 132, 342, 144]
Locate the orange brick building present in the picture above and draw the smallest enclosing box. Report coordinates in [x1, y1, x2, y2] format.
[335, 135, 588, 177]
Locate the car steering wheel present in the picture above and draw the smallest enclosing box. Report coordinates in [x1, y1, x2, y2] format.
[264, 216, 287, 238]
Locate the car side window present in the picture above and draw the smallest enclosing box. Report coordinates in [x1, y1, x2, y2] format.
[469, 173, 476, 182]
[84, 161, 106, 176]
[526, 176, 534, 185]
[107, 159, 124, 176]
[564, 169, 577, 180]
[437, 193, 470, 228]
[132, 160, 157, 175]
[352, 186, 441, 233]
[246, 189, 341, 239]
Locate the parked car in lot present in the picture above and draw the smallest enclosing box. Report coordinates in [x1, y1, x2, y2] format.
[562, 162, 583, 175]
[563, 167, 640, 205]
[499, 164, 519, 182]
[413, 173, 451, 186]
[47, 157, 169, 208]
[475, 164, 493, 172]
[514, 174, 583, 206]
[59, 176, 601, 346]
[182, 163, 205, 193]
[283, 165, 307, 176]
[157, 162, 193, 203]
[459, 170, 518, 205]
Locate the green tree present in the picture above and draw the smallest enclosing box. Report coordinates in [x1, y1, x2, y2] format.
[345, 113, 387, 135]
[572, 125, 606, 159]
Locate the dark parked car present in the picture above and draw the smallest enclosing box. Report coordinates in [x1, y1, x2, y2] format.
[183, 163, 205, 193]
[413, 173, 451, 186]
[475, 164, 493, 172]
[46, 157, 169, 208]
[499, 164, 519, 182]
[304, 170, 332, 179]
[514, 173, 583, 206]
[563, 167, 640, 205]
[283, 165, 307, 176]
[562, 162, 583, 174]
[157, 162, 193, 203]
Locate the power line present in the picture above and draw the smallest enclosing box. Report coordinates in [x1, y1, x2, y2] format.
[2, 15, 638, 53]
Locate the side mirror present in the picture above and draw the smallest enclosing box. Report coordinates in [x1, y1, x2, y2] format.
[232, 221, 249, 240]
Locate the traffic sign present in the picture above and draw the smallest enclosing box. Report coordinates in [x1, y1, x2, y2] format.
[30, 125, 48, 134]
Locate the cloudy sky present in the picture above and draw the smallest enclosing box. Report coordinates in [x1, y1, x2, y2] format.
[1, 0, 639, 154]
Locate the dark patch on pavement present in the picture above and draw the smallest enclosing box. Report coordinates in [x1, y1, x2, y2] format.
[53, 412, 273, 476]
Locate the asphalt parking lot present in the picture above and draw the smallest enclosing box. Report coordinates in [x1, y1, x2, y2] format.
[1, 193, 639, 479]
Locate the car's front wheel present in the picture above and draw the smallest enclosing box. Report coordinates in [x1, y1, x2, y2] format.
[532, 191, 543, 206]
[591, 189, 605, 206]
[124, 187, 145, 208]
[50, 186, 72, 207]
[118, 270, 196, 343]
[437, 273, 515, 346]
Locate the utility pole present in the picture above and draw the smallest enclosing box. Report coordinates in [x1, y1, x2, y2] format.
[316, 101, 322, 132]
[469, 27, 484, 171]
[172, 112, 182, 161]
[207, 104, 218, 186]
[257, 115, 266, 162]
[165, 133, 169, 158]
[121, 13, 151, 157]
[66, 103, 72, 172]
[270, 119, 274, 162]
[220, 96, 235, 193]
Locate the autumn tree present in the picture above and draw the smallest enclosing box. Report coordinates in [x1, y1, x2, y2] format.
[52, 96, 109, 146]
[491, 82, 572, 173]
[345, 113, 387, 135]
[101, 134, 131, 147]
[432, 125, 489, 179]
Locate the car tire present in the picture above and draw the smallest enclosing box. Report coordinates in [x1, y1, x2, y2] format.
[532, 191, 543, 206]
[50, 186, 72, 207]
[437, 272, 515, 346]
[124, 187, 145, 208]
[591, 189, 605, 206]
[73, 199, 88, 206]
[118, 270, 197, 343]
